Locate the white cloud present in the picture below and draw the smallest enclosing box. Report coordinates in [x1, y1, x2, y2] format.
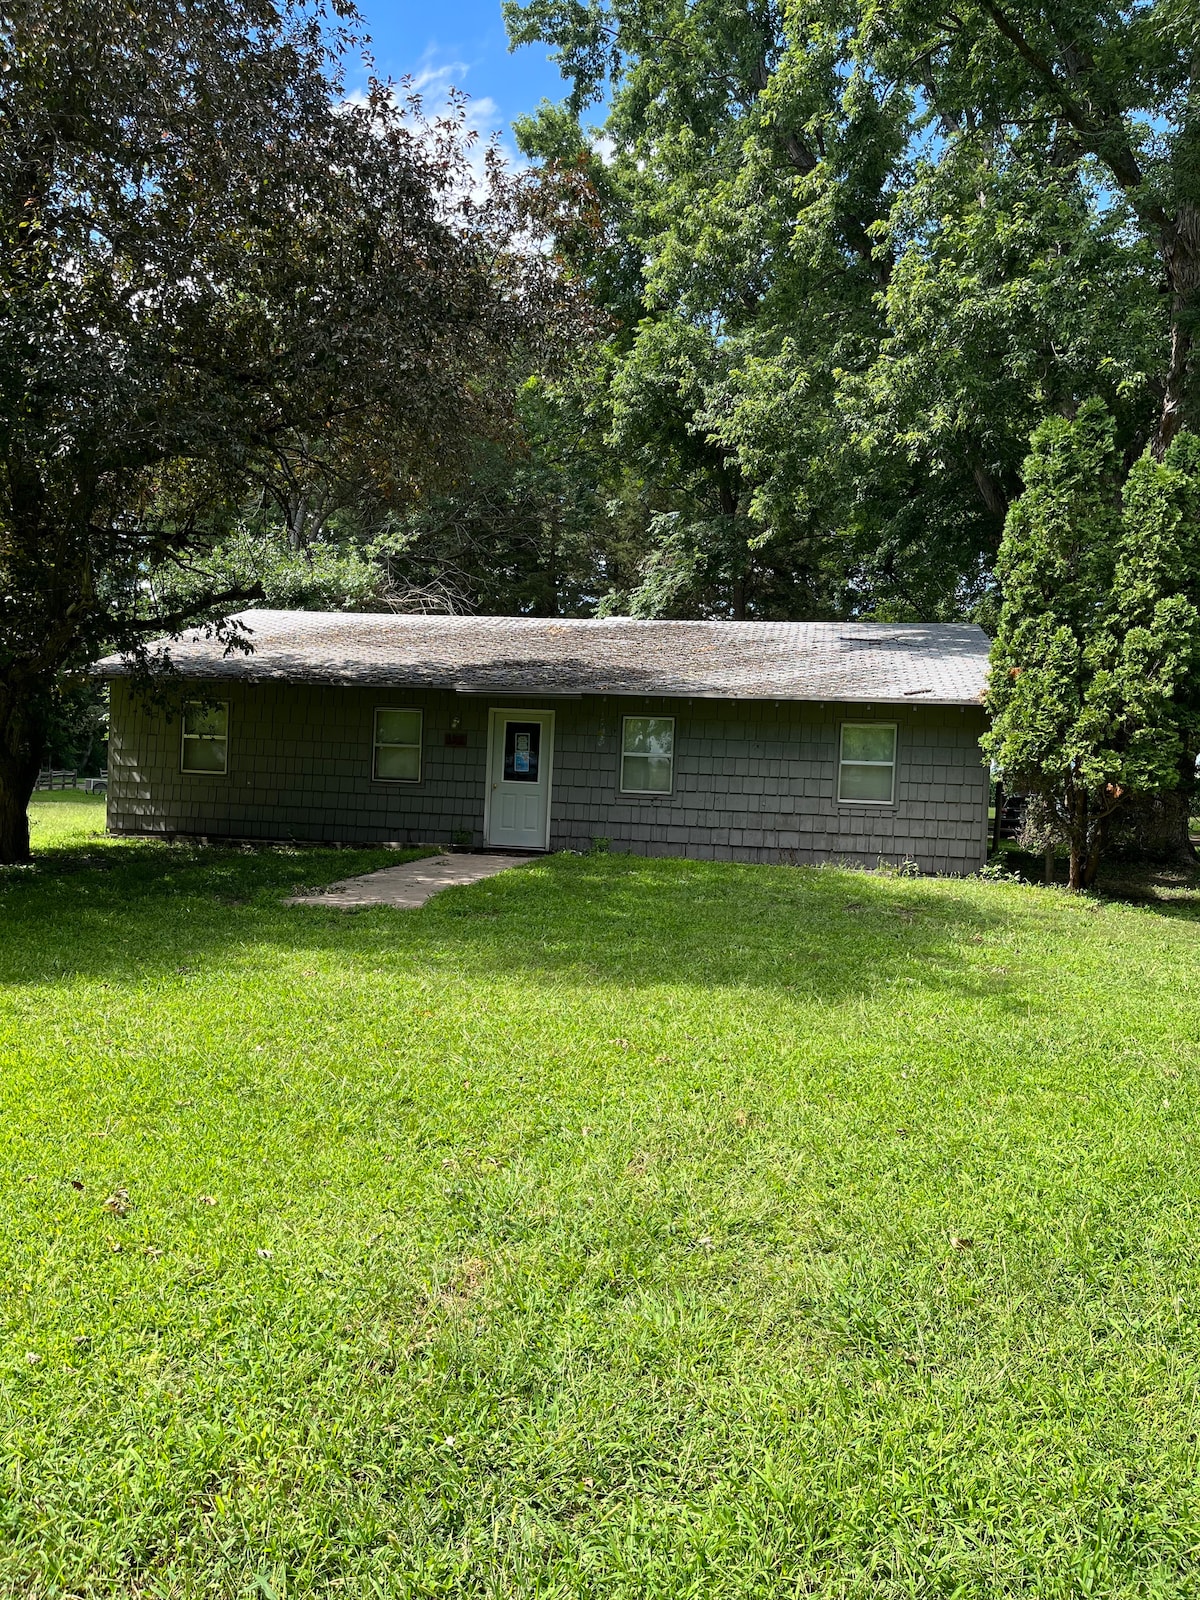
[346, 46, 525, 198]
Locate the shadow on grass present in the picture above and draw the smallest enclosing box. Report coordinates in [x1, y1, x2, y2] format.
[995, 843, 1200, 921]
[0, 832, 1024, 1013]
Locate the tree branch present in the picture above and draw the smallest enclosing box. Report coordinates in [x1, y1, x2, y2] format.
[976, 0, 1161, 219]
[118, 583, 267, 643]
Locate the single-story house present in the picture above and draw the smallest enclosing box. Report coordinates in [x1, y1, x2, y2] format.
[99, 609, 991, 873]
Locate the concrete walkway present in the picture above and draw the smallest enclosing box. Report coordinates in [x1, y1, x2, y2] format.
[287, 852, 530, 910]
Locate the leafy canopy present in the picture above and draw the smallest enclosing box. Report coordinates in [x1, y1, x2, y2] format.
[504, 0, 1196, 619]
[0, 0, 573, 858]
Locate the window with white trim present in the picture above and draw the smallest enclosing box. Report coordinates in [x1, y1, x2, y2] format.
[180, 701, 228, 774]
[621, 715, 675, 795]
[373, 708, 422, 782]
[838, 722, 897, 804]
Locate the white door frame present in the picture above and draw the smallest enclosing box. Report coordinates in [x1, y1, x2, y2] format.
[483, 708, 556, 850]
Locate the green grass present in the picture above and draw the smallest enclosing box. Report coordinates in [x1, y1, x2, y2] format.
[5, 794, 1200, 1597]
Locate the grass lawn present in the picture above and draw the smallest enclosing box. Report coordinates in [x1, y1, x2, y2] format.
[5, 794, 1200, 1597]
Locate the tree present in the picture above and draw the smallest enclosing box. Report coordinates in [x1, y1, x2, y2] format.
[360, 376, 634, 618]
[0, 0, 574, 862]
[505, 0, 1195, 616]
[983, 400, 1200, 889]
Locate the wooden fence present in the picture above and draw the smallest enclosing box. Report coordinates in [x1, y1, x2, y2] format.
[34, 769, 107, 793]
[35, 769, 77, 791]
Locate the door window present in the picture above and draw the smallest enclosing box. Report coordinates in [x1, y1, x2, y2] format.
[503, 721, 541, 782]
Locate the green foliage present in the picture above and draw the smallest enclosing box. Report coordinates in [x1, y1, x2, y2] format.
[10, 800, 1200, 1591]
[0, 0, 572, 859]
[152, 528, 384, 616]
[983, 401, 1200, 887]
[41, 683, 108, 776]
[503, 0, 1199, 622]
[363, 379, 639, 616]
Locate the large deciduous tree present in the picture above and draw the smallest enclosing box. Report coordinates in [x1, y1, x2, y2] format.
[505, 0, 1196, 618]
[0, 0, 574, 862]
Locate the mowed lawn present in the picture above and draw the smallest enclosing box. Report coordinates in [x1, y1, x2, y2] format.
[5, 796, 1200, 1598]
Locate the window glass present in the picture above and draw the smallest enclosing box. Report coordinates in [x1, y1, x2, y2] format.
[375, 743, 421, 781]
[181, 701, 228, 774]
[374, 708, 422, 782]
[838, 722, 896, 804]
[184, 703, 227, 740]
[621, 716, 674, 794]
[376, 708, 421, 747]
[841, 723, 895, 764]
[502, 721, 541, 782]
[839, 761, 895, 802]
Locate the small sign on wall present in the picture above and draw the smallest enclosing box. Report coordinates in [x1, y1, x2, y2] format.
[444, 732, 467, 748]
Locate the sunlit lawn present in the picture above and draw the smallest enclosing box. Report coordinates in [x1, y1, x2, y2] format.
[4, 793, 1200, 1597]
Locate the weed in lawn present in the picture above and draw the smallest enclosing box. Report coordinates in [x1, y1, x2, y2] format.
[4, 795, 1200, 1595]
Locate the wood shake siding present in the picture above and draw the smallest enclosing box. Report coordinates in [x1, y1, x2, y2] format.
[108, 679, 989, 875]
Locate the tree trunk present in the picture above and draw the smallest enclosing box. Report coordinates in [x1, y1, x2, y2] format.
[1154, 202, 1200, 458]
[0, 748, 40, 864]
[1082, 825, 1105, 889]
[970, 456, 1008, 523]
[1082, 851, 1101, 888]
[1066, 787, 1088, 891]
[0, 688, 49, 865]
[716, 475, 747, 620]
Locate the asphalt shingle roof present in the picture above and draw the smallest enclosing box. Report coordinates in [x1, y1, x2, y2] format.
[98, 609, 989, 705]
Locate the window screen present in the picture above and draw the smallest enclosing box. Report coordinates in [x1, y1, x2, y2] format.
[621, 716, 675, 795]
[838, 722, 897, 804]
[181, 701, 228, 774]
[374, 708, 422, 782]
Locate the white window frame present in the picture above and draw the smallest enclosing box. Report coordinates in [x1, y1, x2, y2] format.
[838, 721, 897, 805]
[620, 714, 676, 796]
[180, 699, 229, 776]
[373, 707, 423, 784]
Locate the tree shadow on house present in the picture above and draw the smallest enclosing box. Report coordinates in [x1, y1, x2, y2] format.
[0, 834, 1024, 1018]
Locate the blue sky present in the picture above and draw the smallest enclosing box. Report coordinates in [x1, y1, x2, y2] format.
[351, 0, 572, 154]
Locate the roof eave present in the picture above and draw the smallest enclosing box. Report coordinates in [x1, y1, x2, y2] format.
[98, 660, 984, 706]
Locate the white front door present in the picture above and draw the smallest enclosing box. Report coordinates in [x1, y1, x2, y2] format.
[485, 710, 555, 849]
